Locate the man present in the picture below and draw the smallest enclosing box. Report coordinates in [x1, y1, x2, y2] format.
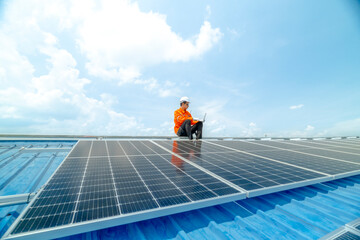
[174, 96, 203, 140]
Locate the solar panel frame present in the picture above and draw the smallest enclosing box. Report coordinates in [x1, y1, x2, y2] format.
[4, 140, 245, 240]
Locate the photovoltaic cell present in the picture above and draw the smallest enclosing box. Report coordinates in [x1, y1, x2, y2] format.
[67, 141, 91, 158]
[7, 138, 360, 240]
[8, 140, 241, 239]
[213, 141, 360, 175]
[291, 140, 360, 155]
[205, 140, 278, 152]
[155, 141, 326, 191]
[104, 140, 125, 156]
[249, 140, 360, 164]
[157, 139, 235, 154]
[333, 231, 360, 240]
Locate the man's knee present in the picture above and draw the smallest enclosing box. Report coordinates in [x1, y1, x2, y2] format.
[184, 119, 191, 125]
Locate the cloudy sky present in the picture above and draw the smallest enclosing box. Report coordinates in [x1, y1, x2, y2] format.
[0, 0, 359, 137]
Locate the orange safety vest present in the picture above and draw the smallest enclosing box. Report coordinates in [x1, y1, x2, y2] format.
[174, 108, 198, 134]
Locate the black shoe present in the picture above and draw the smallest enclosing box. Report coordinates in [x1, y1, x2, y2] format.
[196, 131, 202, 140]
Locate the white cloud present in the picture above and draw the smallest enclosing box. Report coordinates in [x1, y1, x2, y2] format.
[134, 78, 180, 98]
[305, 125, 314, 131]
[289, 104, 304, 110]
[0, 33, 35, 88]
[242, 122, 262, 137]
[196, 100, 261, 137]
[318, 118, 360, 137]
[0, 19, 141, 134]
[0, 44, 141, 135]
[0, 0, 222, 135]
[77, 1, 222, 83]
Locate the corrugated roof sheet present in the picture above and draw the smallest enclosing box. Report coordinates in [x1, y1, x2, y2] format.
[0, 140, 359, 240]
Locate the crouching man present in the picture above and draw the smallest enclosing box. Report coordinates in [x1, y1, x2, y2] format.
[174, 96, 203, 140]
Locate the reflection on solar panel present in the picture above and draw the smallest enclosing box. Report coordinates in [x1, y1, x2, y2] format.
[5, 140, 243, 240]
[5, 138, 360, 240]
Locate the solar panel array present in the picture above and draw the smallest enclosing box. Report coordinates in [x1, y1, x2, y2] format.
[155, 141, 327, 191]
[7, 140, 242, 239]
[5, 138, 360, 240]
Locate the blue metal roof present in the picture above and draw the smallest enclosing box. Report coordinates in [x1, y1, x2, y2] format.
[1, 140, 359, 240]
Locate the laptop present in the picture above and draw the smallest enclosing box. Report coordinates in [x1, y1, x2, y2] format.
[193, 113, 207, 122]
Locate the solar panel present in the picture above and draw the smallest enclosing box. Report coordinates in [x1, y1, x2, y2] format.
[212, 140, 360, 176]
[266, 140, 360, 162]
[326, 138, 359, 144]
[296, 140, 360, 154]
[5, 138, 360, 240]
[154, 141, 329, 196]
[333, 231, 360, 240]
[5, 140, 244, 239]
[240, 140, 360, 165]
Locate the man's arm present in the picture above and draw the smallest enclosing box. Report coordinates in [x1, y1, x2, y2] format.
[174, 110, 195, 125]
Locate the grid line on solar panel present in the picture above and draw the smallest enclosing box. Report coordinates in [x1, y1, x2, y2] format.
[70, 141, 94, 223]
[329, 139, 360, 147]
[125, 150, 193, 206]
[203, 140, 276, 152]
[74, 155, 123, 222]
[213, 140, 360, 175]
[135, 141, 239, 197]
[259, 140, 360, 158]
[141, 141, 171, 154]
[242, 140, 360, 166]
[106, 141, 125, 156]
[104, 141, 123, 214]
[118, 141, 142, 155]
[151, 141, 252, 193]
[89, 153, 176, 158]
[160, 140, 327, 189]
[297, 148, 360, 165]
[90, 141, 108, 157]
[115, 141, 161, 210]
[203, 151, 321, 189]
[297, 140, 360, 152]
[8, 140, 241, 238]
[155, 140, 235, 154]
[66, 141, 91, 158]
[273, 141, 360, 162]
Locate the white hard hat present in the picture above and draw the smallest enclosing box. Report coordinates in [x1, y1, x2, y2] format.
[180, 96, 190, 103]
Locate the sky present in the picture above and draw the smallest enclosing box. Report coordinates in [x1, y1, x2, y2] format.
[0, 0, 360, 137]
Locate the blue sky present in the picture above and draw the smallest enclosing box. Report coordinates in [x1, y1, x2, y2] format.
[0, 0, 359, 137]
